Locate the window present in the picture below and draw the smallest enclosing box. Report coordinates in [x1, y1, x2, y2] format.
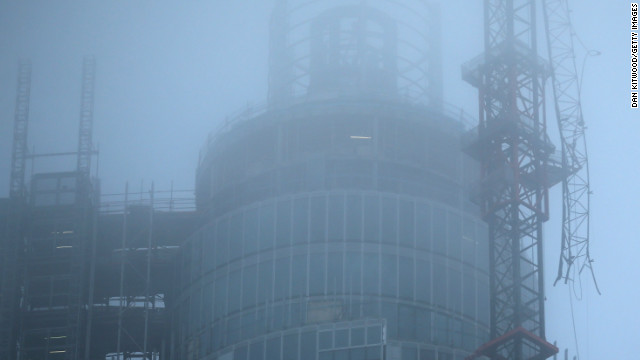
[243, 265, 257, 309]
[334, 329, 348, 348]
[363, 195, 380, 243]
[415, 259, 430, 303]
[448, 212, 462, 259]
[462, 217, 476, 265]
[204, 226, 216, 273]
[398, 305, 416, 340]
[351, 328, 365, 346]
[367, 326, 382, 344]
[276, 200, 292, 247]
[345, 195, 362, 241]
[244, 208, 259, 255]
[398, 200, 415, 246]
[365, 346, 382, 360]
[215, 218, 229, 267]
[328, 195, 344, 242]
[327, 253, 343, 295]
[291, 255, 307, 297]
[433, 262, 447, 308]
[214, 273, 227, 319]
[266, 337, 281, 360]
[350, 347, 366, 360]
[462, 321, 476, 351]
[229, 213, 243, 260]
[434, 313, 448, 345]
[228, 270, 241, 313]
[274, 257, 291, 300]
[293, 198, 309, 244]
[258, 260, 273, 304]
[381, 254, 397, 297]
[432, 207, 446, 254]
[259, 202, 276, 251]
[319, 331, 332, 350]
[477, 225, 489, 271]
[478, 281, 489, 325]
[401, 346, 417, 360]
[381, 197, 397, 244]
[415, 203, 431, 251]
[362, 253, 379, 295]
[448, 268, 461, 313]
[381, 302, 397, 338]
[202, 282, 213, 327]
[416, 308, 431, 342]
[310, 196, 327, 243]
[399, 256, 414, 300]
[283, 333, 298, 360]
[463, 268, 476, 318]
[234, 343, 247, 360]
[301, 331, 317, 359]
[309, 253, 326, 296]
[419, 349, 435, 360]
[228, 316, 242, 345]
[250, 341, 264, 360]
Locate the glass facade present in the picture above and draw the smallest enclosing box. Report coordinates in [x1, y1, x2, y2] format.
[177, 97, 490, 359]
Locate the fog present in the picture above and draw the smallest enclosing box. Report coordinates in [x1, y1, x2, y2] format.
[0, 1, 637, 359]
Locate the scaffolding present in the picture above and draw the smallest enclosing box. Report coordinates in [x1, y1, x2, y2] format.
[1, 60, 32, 360]
[18, 172, 95, 360]
[90, 185, 198, 360]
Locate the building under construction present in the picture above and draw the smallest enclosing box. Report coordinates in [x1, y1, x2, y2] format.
[1, 1, 595, 360]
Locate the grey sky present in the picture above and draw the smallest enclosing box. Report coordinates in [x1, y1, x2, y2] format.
[0, 1, 637, 359]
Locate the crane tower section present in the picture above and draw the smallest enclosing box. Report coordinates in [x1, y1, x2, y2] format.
[462, 0, 561, 359]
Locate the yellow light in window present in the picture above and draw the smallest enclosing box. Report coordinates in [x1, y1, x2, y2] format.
[350, 135, 372, 139]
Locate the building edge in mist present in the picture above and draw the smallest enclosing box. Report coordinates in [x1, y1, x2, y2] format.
[173, 1, 490, 360]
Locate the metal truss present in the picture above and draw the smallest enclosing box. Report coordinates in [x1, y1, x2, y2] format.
[116, 183, 159, 360]
[542, 0, 599, 292]
[463, 0, 559, 359]
[9, 60, 32, 199]
[76, 56, 96, 181]
[1, 60, 32, 360]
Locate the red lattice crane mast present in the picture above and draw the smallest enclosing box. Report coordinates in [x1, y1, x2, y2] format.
[462, 0, 561, 358]
[463, 0, 598, 359]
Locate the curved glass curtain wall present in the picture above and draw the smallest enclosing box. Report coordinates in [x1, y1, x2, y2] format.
[196, 99, 470, 217]
[177, 189, 489, 360]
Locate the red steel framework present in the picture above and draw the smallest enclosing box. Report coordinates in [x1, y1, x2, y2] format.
[462, 0, 561, 359]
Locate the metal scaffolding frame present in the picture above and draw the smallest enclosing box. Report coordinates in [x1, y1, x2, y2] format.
[76, 56, 96, 182]
[114, 183, 163, 360]
[16, 171, 95, 360]
[9, 60, 32, 199]
[462, 0, 560, 359]
[1, 60, 32, 360]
